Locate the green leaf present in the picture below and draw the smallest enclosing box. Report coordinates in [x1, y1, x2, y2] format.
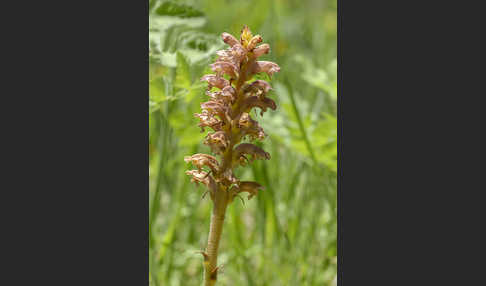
[175, 52, 191, 88]
[312, 113, 337, 172]
[174, 52, 206, 102]
[149, 15, 206, 32]
[155, 1, 204, 18]
[294, 54, 337, 100]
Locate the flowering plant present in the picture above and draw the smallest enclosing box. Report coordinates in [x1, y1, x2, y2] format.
[185, 25, 280, 285]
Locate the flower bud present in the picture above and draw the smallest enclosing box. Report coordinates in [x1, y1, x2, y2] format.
[221, 32, 239, 47]
[247, 35, 262, 51]
[240, 25, 253, 48]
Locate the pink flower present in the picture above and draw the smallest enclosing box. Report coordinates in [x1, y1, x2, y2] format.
[251, 61, 281, 78]
[240, 95, 277, 116]
[221, 86, 236, 103]
[252, 43, 270, 58]
[184, 154, 220, 173]
[233, 143, 270, 167]
[235, 181, 264, 200]
[200, 74, 230, 90]
[221, 32, 239, 47]
[210, 61, 238, 78]
[243, 80, 273, 95]
[238, 112, 266, 141]
[194, 110, 223, 132]
[204, 131, 229, 154]
[185, 170, 218, 196]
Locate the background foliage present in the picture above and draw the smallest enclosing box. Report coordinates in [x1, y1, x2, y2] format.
[149, 0, 337, 285]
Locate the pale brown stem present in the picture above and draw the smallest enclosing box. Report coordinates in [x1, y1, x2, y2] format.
[204, 188, 229, 286]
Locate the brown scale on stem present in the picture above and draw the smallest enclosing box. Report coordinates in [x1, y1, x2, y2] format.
[184, 25, 280, 286]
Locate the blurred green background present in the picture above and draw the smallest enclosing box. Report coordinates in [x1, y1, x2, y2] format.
[149, 0, 337, 285]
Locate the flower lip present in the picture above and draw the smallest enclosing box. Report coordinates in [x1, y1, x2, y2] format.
[237, 181, 264, 200]
[185, 170, 216, 187]
[241, 95, 277, 116]
[244, 80, 273, 95]
[233, 143, 271, 164]
[185, 170, 218, 199]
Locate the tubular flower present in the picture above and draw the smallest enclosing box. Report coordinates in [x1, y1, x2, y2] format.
[201, 100, 228, 119]
[252, 43, 270, 58]
[238, 112, 265, 141]
[210, 61, 238, 79]
[184, 25, 280, 286]
[204, 131, 229, 155]
[233, 143, 270, 168]
[194, 110, 223, 132]
[185, 170, 218, 199]
[240, 95, 277, 116]
[250, 60, 281, 78]
[184, 154, 220, 173]
[237, 181, 264, 200]
[200, 74, 230, 90]
[229, 181, 265, 201]
[243, 80, 273, 97]
[221, 32, 239, 47]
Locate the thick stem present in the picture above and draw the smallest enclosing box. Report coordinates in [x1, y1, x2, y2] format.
[204, 189, 229, 286]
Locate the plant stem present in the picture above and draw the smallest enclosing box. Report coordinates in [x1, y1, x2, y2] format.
[204, 187, 229, 286]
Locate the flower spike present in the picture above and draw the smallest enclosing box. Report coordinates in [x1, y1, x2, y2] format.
[184, 26, 280, 286]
